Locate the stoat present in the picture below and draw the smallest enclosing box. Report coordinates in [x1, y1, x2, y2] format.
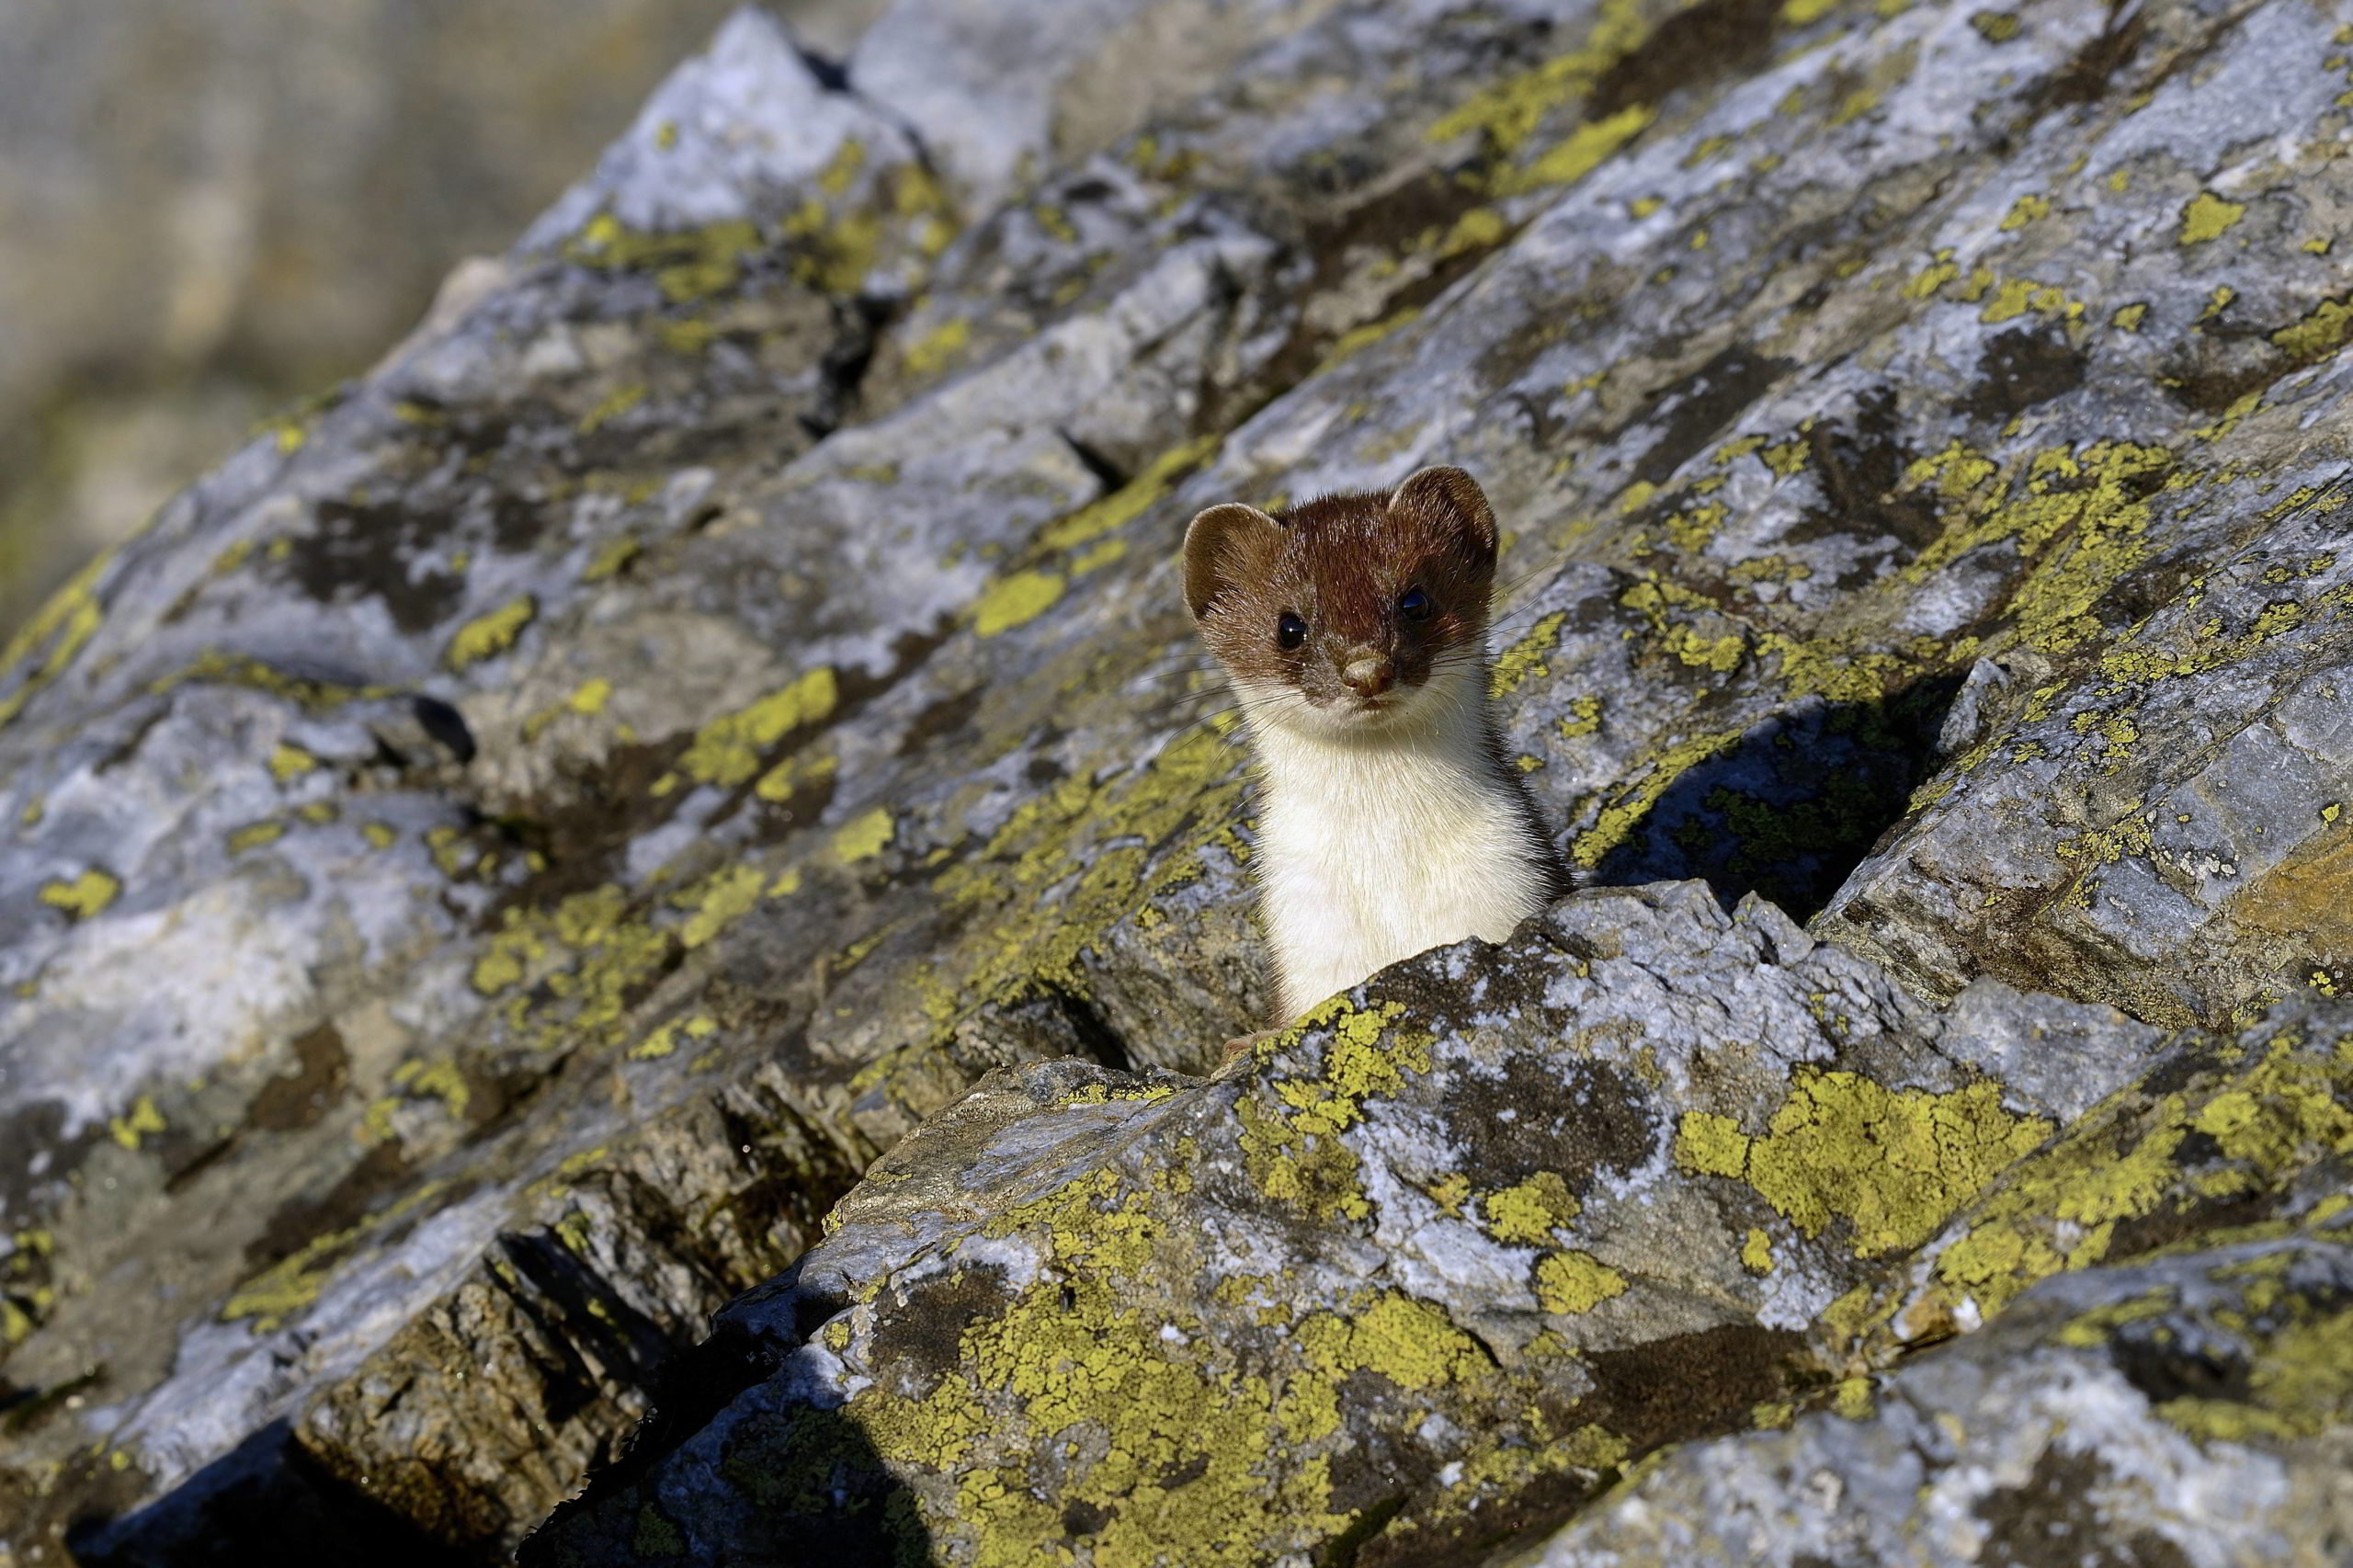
[1184, 465, 1566, 1024]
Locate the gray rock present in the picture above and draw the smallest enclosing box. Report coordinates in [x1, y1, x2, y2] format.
[7, 0, 2353, 1559]
[525, 885, 2159, 1564]
[1500, 1007, 2353, 1568]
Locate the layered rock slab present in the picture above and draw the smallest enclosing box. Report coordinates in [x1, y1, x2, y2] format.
[11, 0, 2353, 1557]
[0, 0, 1672, 1555]
[527, 882, 2166, 1566]
[1505, 1004, 2353, 1567]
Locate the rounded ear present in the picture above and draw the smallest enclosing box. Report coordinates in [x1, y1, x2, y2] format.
[1182, 503, 1282, 620]
[1390, 466, 1496, 561]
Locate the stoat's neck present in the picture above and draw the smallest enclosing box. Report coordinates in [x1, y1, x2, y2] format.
[1241, 665, 1506, 813]
[1237, 663, 1550, 1020]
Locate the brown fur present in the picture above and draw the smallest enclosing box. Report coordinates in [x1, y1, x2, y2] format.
[1184, 467, 1499, 705]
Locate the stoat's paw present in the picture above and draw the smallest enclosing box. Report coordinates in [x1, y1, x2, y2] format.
[1220, 1028, 1280, 1063]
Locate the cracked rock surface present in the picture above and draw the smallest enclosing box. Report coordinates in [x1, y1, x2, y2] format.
[6, 0, 2353, 1562]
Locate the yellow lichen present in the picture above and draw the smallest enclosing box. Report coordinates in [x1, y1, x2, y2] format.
[1324, 307, 1423, 365]
[40, 869, 119, 920]
[566, 213, 761, 304]
[972, 571, 1066, 637]
[583, 536, 642, 582]
[834, 807, 895, 863]
[1037, 437, 1222, 554]
[630, 1014, 716, 1062]
[677, 668, 839, 787]
[227, 820, 288, 854]
[680, 865, 767, 949]
[392, 1058, 471, 1124]
[2000, 193, 2051, 231]
[1556, 696, 1604, 738]
[1674, 1070, 2051, 1256]
[1533, 1250, 1628, 1314]
[1483, 1171, 1581, 1244]
[267, 744, 317, 782]
[578, 384, 646, 434]
[444, 595, 537, 672]
[1569, 726, 1745, 869]
[1301, 1290, 1488, 1390]
[2163, 1307, 2353, 1444]
[1922, 1040, 2353, 1323]
[1491, 612, 1567, 698]
[2178, 191, 2245, 245]
[108, 1095, 165, 1151]
[0, 550, 109, 731]
[1506, 105, 1655, 196]
[903, 317, 972, 380]
[2271, 295, 2353, 361]
[1425, 0, 1651, 156]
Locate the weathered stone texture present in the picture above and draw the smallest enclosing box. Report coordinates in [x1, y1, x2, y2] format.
[6, 0, 2353, 1562]
[529, 884, 2192, 1565]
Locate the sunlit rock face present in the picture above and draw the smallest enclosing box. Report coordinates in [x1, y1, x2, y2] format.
[6, 1, 2353, 1563]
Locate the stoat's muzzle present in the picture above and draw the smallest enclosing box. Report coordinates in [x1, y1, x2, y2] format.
[1338, 649, 1396, 699]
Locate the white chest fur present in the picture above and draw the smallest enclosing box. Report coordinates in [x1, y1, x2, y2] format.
[1244, 686, 1551, 1019]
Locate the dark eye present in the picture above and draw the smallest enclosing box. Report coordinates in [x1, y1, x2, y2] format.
[1399, 586, 1434, 620]
[1277, 611, 1307, 650]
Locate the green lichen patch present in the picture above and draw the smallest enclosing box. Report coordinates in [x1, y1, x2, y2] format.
[468, 881, 682, 1053]
[0, 549, 109, 730]
[444, 594, 538, 672]
[565, 213, 763, 304]
[1483, 1170, 1583, 1244]
[672, 666, 839, 790]
[971, 570, 1065, 637]
[1534, 1250, 1629, 1314]
[2178, 191, 2246, 245]
[1675, 1070, 2051, 1257]
[1300, 1290, 1490, 1389]
[1426, 0, 1651, 160]
[1492, 611, 1569, 698]
[1914, 1029, 2353, 1332]
[39, 868, 119, 920]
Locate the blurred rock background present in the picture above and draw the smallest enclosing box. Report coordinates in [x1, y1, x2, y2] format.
[0, 0, 881, 638]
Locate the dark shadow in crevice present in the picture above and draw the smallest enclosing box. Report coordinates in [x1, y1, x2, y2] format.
[67, 1421, 470, 1568]
[518, 1310, 942, 1568]
[1590, 673, 1964, 923]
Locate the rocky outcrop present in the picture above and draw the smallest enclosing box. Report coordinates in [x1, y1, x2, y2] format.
[528, 893, 2353, 1565]
[6, 0, 2353, 1562]
[527, 883, 2198, 1565]
[1506, 1002, 2353, 1566]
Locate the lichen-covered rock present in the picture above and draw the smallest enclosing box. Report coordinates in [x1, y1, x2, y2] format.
[1501, 1006, 2353, 1568]
[524, 884, 2168, 1565]
[10, 0, 2353, 1559]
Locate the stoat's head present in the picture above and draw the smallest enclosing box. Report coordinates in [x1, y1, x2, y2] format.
[1183, 465, 1498, 739]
